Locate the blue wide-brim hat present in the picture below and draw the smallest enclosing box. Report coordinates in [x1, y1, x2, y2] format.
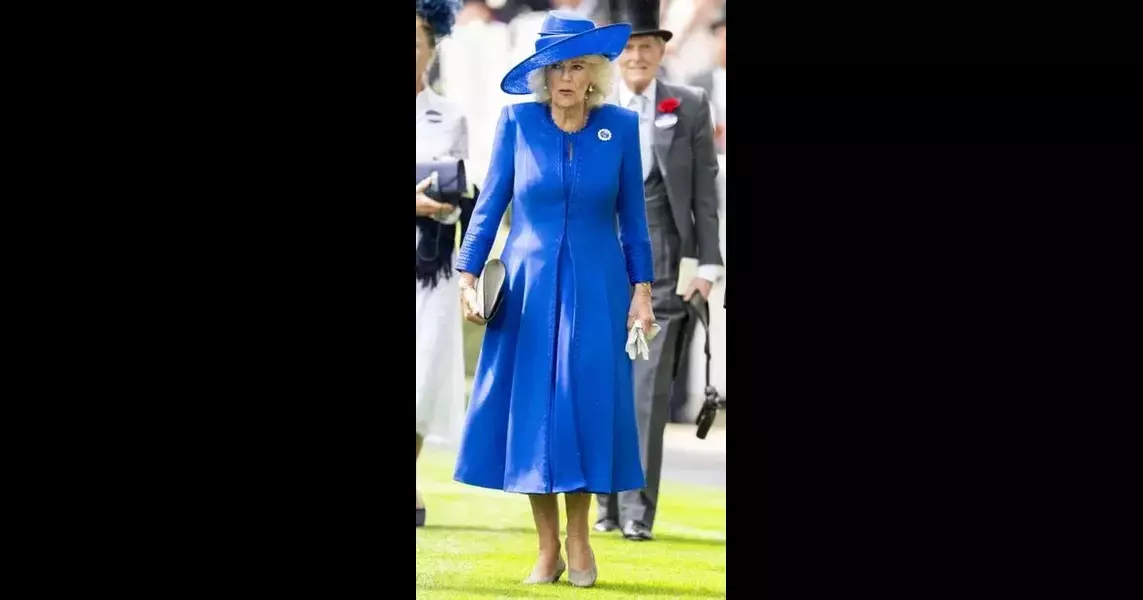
[500, 10, 632, 95]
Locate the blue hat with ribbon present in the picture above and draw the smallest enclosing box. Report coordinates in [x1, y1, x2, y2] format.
[500, 11, 632, 95]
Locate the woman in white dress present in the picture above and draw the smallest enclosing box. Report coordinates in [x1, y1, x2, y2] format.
[415, 0, 468, 527]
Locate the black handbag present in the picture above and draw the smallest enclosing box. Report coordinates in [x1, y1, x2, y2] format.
[415, 159, 471, 289]
[415, 159, 467, 206]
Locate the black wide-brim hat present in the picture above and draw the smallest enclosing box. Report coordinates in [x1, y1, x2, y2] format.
[500, 10, 632, 95]
[609, 0, 673, 42]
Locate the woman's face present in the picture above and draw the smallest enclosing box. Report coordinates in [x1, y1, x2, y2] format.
[415, 16, 432, 87]
[545, 57, 592, 109]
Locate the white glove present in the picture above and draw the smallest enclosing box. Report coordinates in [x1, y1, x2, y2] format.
[625, 320, 661, 361]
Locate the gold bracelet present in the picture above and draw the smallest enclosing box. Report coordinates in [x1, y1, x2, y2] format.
[634, 282, 651, 295]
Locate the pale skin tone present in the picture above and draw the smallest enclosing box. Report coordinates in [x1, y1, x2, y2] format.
[415, 16, 453, 221]
[456, 56, 655, 580]
[619, 34, 713, 301]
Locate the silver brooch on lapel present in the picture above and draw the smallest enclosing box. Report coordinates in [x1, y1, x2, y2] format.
[597, 128, 612, 141]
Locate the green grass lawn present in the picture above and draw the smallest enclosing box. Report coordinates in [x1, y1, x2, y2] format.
[416, 446, 727, 598]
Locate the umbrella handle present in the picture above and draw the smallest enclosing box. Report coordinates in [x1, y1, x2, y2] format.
[687, 296, 713, 388]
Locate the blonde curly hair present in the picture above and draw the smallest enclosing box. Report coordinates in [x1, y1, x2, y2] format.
[526, 54, 614, 109]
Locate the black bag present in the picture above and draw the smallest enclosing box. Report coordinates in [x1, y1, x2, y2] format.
[415, 159, 467, 206]
[415, 157, 475, 290]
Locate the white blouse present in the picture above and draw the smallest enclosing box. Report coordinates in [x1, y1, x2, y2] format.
[416, 87, 468, 163]
[416, 88, 468, 227]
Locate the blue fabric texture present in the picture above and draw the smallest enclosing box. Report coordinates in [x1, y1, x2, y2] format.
[453, 101, 654, 494]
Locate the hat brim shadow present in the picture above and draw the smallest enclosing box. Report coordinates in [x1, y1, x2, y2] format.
[500, 23, 633, 95]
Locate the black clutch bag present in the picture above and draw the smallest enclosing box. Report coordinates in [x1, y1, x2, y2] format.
[476, 258, 506, 323]
[415, 159, 467, 206]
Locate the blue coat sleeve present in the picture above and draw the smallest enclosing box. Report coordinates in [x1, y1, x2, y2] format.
[455, 106, 516, 276]
[616, 110, 655, 285]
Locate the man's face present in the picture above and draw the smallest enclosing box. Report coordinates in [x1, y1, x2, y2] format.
[618, 34, 665, 92]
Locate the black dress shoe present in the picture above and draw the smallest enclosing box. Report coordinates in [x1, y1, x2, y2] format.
[622, 520, 653, 540]
[593, 519, 619, 533]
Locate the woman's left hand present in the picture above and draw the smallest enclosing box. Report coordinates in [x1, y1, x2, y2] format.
[627, 283, 655, 334]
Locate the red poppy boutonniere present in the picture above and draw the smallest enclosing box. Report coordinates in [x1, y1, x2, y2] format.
[655, 97, 680, 129]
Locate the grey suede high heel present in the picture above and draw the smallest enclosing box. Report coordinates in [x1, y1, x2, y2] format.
[522, 556, 565, 584]
[567, 544, 597, 588]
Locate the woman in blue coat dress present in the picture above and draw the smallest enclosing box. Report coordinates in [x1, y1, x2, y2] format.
[452, 11, 655, 588]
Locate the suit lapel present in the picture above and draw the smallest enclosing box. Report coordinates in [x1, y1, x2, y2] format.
[652, 80, 691, 246]
[652, 80, 674, 176]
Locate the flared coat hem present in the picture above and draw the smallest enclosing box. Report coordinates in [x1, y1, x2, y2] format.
[453, 474, 646, 496]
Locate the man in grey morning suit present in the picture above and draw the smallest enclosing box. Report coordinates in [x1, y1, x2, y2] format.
[595, 0, 723, 541]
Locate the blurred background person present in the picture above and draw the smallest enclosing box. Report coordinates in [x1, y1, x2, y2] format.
[553, 0, 611, 24]
[415, 0, 469, 528]
[686, 9, 724, 153]
[439, 1, 516, 186]
[659, 0, 722, 85]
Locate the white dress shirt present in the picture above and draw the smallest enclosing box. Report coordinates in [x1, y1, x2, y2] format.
[618, 78, 656, 181]
[616, 79, 722, 286]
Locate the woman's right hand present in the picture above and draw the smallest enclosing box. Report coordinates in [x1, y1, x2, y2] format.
[416, 174, 449, 217]
[458, 272, 486, 325]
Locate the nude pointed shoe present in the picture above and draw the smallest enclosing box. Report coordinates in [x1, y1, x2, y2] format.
[567, 546, 597, 588]
[522, 556, 565, 584]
